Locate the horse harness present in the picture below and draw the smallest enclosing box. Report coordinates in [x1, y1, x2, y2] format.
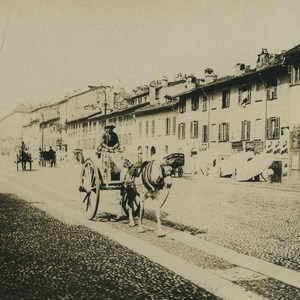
[124, 160, 166, 192]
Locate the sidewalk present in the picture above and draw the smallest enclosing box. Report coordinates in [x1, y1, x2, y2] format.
[191, 173, 300, 193]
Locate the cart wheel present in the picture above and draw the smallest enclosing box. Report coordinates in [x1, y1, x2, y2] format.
[177, 166, 183, 177]
[79, 159, 100, 220]
[121, 185, 140, 218]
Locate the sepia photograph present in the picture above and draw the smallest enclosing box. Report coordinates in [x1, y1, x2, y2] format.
[0, 0, 300, 299]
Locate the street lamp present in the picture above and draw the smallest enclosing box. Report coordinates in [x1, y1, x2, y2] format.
[40, 113, 44, 150]
[84, 85, 108, 127]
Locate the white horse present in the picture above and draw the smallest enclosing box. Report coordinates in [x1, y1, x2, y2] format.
[121, 158, 174, 237]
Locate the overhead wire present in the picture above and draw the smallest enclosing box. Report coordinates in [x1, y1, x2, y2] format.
[0, 0, 9, 54]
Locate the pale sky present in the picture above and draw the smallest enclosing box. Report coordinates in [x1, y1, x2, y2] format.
[0, 0, 300, 118]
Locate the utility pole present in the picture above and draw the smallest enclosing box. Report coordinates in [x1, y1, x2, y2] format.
[40, 113, 44, 150]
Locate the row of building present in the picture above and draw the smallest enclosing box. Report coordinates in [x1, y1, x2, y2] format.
[1, 44, 300, 183]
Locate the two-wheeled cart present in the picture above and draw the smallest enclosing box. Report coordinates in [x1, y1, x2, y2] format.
[78, 151, 140, 220]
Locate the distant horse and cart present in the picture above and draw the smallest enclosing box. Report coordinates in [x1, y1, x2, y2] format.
[78, 151, 184, 237]
[39, 149, 57, 167]
[16, 150, 33, 171]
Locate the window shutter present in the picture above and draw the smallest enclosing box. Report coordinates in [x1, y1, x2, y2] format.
[266, 88, 270, 100]
[178, 124, 180, 139]
[195, 121, 199, 138]
[202, 125, 205, 142]
[274, 85, 277, 98]
[247, 86, 251, 104]
[226, 123, 229, 141]
[218, 124, 221, 141]
[275, 117, 280, 138]
[241, 121, 245, 140]
[288, 65, 293, 84]
[182, 123, 185, 139]
[247, 121, 251, 140]
[266, 118, 270, 139]
[227, 90, 230, 107]
[206, 125, 209, 142]
[238, 88, 242, 106]
[190, 122, 193, 138]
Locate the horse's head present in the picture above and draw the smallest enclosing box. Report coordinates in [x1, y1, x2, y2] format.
[161, 158, 176, 178]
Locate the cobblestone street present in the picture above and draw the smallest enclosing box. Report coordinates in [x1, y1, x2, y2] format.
[0, 158, 300, 299]
[162, 175, 300, 273]
[0, 194, 220, 300]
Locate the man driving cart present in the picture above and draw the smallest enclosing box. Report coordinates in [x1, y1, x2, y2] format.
[98, 124, 120, 152]
[97, 125, 123, 179]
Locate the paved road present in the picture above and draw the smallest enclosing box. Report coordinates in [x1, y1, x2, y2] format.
[0, 194, 220, 300]
[1, 156, 300, 299]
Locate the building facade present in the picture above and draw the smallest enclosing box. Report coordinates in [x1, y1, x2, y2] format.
[1, 45, 300, 183]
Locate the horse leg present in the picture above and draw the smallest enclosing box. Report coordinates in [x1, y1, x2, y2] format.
[126, 189, 135, 227]
[128, 203, 135, 227]
[137, 196, 145, 233]
[155, 197, 166, 237]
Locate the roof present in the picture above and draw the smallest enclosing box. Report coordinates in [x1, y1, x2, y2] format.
[167, 79, 186, 87]
[285, 43, 300, 61]
[173, 54, 286, 99]
[14, 103, 33, 113]
[66, 111, 100, 124]
[88, 102, 149, 121]
[124, 91, 149, 101]
[135, 100, 179, 116]
[0, 104, 33, 122]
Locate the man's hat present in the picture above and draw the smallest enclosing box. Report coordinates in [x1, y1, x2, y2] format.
[105, 125, 115, 129]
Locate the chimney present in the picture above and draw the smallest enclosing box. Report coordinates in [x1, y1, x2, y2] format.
[162, 76, 168, 87]
[204, 68, 217, 83]
[256, 48, 269, 69]
[175, 73, 184, 81]
[235, 63, 246, 76]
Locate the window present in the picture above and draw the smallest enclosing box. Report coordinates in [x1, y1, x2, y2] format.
[254, 119, 263, 140]
[288, 64, 293, 84]
[190, 121, 199, 139]
[222, 89, 230, 108]
[202, 125, 208, 142]
[202, 94, 208, 111]
[178, 123, 186, 139]
[172, 116, 177, 135]
[165, 118, 171, 135]
[178, 99, 186, 113]
[152, 120, 155, 137]
[211, 124, 217, 142]
[266, 117, 280, 139]
[238, 84, 251, 106]
[256, 81, 263, 91]
[241, 120, 251, 141]
[219, 123, 229, 142]
[139, 122, 142, 138]
[145, 146, 149, 158]
[191, 95, 199, 111]
[211, 91, 216, 110]
[145, 121, 149, 137]
[266, 78, 277, 100]
[289, 63, 300, 85]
